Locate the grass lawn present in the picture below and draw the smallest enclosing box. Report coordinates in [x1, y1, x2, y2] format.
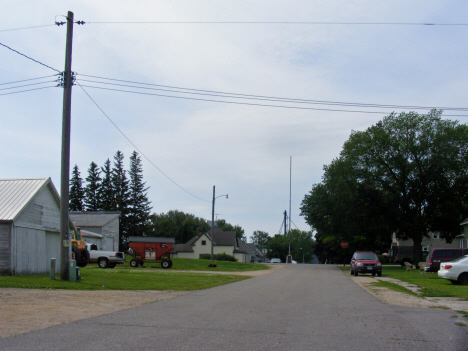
[338, 265, 468, 300]
[122, 257, 269, 272]
[0, 258, 268, 291]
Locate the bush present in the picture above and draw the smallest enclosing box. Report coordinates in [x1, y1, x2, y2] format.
[199, 252, 237, 262]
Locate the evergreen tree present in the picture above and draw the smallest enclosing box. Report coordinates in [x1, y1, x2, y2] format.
[127, 151, 152, 237]
[98, 159, 115, 211]
[111, 151, 130, 248]
[84, 161, 102, 211]
[69, 164, 85, 211]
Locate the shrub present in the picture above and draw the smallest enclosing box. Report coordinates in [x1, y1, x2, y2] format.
[199, 252, 237, 262]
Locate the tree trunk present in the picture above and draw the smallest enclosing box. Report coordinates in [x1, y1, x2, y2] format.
[412, 232, 423, 263]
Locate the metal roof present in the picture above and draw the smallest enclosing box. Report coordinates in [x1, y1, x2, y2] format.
[69, 211, 121, 227]
[0, 178, 53, 221]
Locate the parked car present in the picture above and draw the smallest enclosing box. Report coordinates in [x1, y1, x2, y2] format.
[270, 258, 282, 263]
[350, 251, 382, 276]
[438, 255, 468, 285]
[425, 248, 468, 272]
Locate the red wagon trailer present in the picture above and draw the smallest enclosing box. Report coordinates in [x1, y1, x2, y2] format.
[128, 236, 175, 269]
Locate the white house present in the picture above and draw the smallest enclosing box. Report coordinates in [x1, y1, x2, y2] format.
[173, 226, 253, 262]
[0, 178, 74, 275]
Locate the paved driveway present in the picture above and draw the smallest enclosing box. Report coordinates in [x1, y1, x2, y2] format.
[1, 264, 465, 350]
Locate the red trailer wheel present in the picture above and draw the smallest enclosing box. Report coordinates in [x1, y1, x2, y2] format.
[161, 259, 172, 269]
[130, 259, 138, 268]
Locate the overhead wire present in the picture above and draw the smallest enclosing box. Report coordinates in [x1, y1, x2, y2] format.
[0, 42, 60, 72]
[86, 21, 468, 26]
[76, 75, 468, 117]
[75, 81, 211, 203]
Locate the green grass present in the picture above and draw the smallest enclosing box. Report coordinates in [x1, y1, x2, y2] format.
[0, 266, 250, 291]
[339, 265, 468, 300]
[151, 257, 269, 272]
[0, 258, 269, 291]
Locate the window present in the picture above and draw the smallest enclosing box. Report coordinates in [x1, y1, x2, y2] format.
[201, 240, 206, 246]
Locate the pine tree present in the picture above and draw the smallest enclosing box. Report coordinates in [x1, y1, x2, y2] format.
[112, 151, 130, 247]
[69, 164, 85, 211]
[98, 159, 115, 211]
[84, 161, 102, 211]
[128, 151, 152, 237]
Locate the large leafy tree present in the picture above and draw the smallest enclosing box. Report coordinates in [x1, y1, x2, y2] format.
[301, 157, 393, 257]
[84, 161, 101, 211]
[127, 151, 152, 237]
[302, 110, 468, 263]
[149, 210, 210, 244]
[69, 165, 85, 211]
[250, 230, 270, 251]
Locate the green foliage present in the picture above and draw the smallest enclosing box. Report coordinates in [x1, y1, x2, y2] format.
[266, 230, 314, 263]
[251, 230, 270, 250]
[199, 252, 237, 262]
[127, 151, 152, 238]
[69, 165, 85, 211]
[149, 210, 211, 244]
[98, 159, 115, 211]
[217, 219, 246, 240]
[302, 110, 468, 263]
[84, 161, 101, 211]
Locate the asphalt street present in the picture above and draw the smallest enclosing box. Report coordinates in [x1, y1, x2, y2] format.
[1, 264, 466, 350]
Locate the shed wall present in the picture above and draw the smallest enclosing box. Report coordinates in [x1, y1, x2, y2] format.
[0, 223, 11, 274]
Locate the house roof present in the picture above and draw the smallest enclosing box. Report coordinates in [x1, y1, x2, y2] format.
[0, 178, 59, 221]
[69, 211, 121, 227]
[461, 217, 468, 226]
[174, 227, 252, 254]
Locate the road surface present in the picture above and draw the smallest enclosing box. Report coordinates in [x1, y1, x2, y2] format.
[1, 264, 466, 350]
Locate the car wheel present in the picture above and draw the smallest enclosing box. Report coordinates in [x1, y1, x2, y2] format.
[372, 273, 375, 276]
[457, 273, 468, 285]
[354, 268, 358, 276]
[98, 258, 108, 269]
[450, 280, 459, 285]
[108, 263, 116, 269]
[130, 259, 138, 268]
[350, 268, 353, 275]
[377, 272, 382, 277]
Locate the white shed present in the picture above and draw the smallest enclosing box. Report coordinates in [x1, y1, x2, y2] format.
[0, 178, 73, 275]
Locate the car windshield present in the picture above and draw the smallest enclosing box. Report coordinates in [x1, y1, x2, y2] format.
[356, 253, 378, 260]
[450, 255, 468, 264]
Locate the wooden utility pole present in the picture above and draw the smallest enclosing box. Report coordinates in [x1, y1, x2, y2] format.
[60, 11, 74, 280]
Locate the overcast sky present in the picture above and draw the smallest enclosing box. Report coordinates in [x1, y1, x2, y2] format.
[2, 1, 468, 243]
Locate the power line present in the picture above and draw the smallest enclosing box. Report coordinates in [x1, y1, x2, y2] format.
[86, 21, 468, 26]
[0, 86, 56, 97]
[0, 24, 56, 33]
[0, 42, 60, 72]
[77, 83, 468, 117]
[0, 75, 59, 86]
[76, 82, 210, 203]
[0, 80, 59, 92]
[77, 74, 468, 115]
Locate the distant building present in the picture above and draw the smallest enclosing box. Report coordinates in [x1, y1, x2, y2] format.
[173, 226, 253, 262]
[69, 211, 120, 251]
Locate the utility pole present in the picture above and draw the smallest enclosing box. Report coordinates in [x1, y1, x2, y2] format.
[60, 11, 74, 280]
[284, 210, 287, 235]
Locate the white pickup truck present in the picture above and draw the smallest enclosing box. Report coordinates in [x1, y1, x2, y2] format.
[86, 244, 125, 268]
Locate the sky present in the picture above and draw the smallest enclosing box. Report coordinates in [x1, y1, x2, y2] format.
[2, 1, 468, 242]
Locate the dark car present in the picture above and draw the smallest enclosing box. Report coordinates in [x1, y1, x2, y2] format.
[350, 251, 382, 276]
[425, 248, 468, 272]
